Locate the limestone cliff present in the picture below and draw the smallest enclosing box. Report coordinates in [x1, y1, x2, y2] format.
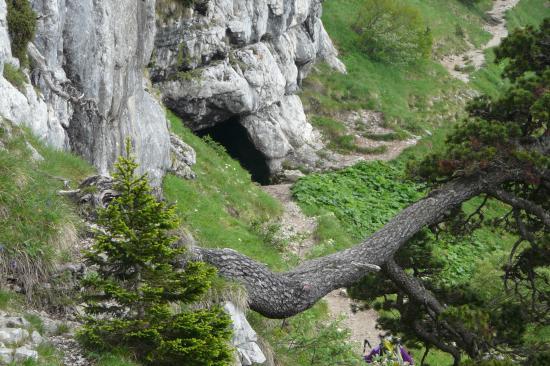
[152, 0, 345, 175]
[0, 0, 171, 184]
[0, 0, 343, 181]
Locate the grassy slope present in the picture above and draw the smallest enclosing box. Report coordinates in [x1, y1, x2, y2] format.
[301, 0, 492, 136]
[0, 121, 93, 283]
[163, 111, 288, 270]
[470, 0, 549, 95]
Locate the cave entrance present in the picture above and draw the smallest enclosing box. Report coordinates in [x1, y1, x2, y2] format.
[196, 117, 272, 185]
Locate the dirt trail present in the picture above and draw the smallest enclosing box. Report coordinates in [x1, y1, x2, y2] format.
[441, 0, 520, 82]
[262, 185, 385, 353]
[258, 2, 524, 349]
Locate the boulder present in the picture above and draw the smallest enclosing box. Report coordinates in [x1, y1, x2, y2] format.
[14, 347, 38, 362]
[241, 95, 319, 173]
[170, 133, 197, 179]
[224, 302, 266, 366]
[0, 347, 12, 364]
[0, 328, 29, 345]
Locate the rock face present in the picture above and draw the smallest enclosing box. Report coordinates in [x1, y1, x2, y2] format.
[224, 302, 266, 366]
[0, 0, 172, 185]
[153, 0, 344, 176]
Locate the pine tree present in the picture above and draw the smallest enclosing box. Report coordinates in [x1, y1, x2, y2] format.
[79, 142, 233, 365]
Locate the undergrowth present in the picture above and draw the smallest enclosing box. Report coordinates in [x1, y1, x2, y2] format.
[3, 63, 27, 92]
[0, 119, 93, 298]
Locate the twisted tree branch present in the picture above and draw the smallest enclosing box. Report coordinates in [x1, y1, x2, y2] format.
[189, 169, 519, 318]
[487, 188, 550, 227]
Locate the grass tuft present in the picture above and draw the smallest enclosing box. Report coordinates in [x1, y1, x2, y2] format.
[3, 63, 27, 92]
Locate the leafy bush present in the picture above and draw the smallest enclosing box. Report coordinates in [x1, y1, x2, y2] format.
[352, 0, 433, 64]
[6, 0, 36, 64]
[293, 161, 423, 240]
[79, 143, 232, 365]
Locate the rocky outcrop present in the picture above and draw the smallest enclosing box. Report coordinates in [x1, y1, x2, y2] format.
[224, 302, 266, 366]
[0, 0, 174, 185]
[0, 313, 42, 365]
[153, 0, 344, 176]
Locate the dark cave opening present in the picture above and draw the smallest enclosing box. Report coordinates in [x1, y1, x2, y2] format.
[196, 117, 272, 185]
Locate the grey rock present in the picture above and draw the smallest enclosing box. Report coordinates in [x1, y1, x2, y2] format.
[0, 0, 9, 75]
[161, 42, 286, 130]
[282, 170, 305, 182]
[0, 347, 12, 364]
[0, 328, 29, 345]
[153, 0, 344, 178]
[31, 331, 43, 345]
[241, 95, 318, 174]
[0, 0, 172, 186]
[224, 302, 266, 366]
[14, 347, 38, 362]
[0, 316, 29, 329]
[170, 133, 197, 179]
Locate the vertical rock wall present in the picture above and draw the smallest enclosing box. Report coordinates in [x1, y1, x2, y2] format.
[152, 0, 345, 175]
[0, 0, 172, 184]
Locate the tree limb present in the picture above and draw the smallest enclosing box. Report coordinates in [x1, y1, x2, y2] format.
[383, 259, 481, 358]
[487, 188, 550, 227]
[189, 169, 518, 318]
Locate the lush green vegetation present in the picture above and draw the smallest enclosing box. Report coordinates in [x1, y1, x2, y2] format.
[0, 119, 93, 296]
[6, 0, 36, 64]
[249, 302, 361, 366]
[293, 12, 549, 364]
[294, 161, 423, 242]
[165, 112, 371, 365]
[164, 111, 288, 269]
[3, 63, 27, 92]
[300, 0, 493, 138]
[353, 0, 433, 64]
[506, 0, 550, 30]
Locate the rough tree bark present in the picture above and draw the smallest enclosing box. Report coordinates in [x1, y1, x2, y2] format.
[190, 169, 521, 318]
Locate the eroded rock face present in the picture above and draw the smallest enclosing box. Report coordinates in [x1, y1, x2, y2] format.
[0, 0, 172, 185]
[224, 302, 266, 366]
[153, 0, 345, 176]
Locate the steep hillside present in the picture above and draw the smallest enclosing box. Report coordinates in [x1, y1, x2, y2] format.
[0, 0, 547, 365]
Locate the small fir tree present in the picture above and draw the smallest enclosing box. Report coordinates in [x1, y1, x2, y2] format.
[79, 142, 233, 365]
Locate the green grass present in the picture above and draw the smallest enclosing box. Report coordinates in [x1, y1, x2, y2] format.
[24, 313, 45, 334]
[14, 343, 64, 366]
[91, 352, 140, 366]
[300, 0, 493, 138]
[0, 289, 15, 310]
[0, 120, 94, 292]
[164, 111, 288, 270]
[249, 301, 361, 366]
[3, 63, 27, 92]
[470, 49, 509, 97]
[505, 0, 550, 31]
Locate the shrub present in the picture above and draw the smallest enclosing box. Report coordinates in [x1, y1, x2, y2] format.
[6, 0, 36, 64]
[353, 0, 432, 64]
[79, 142, 233, 365]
